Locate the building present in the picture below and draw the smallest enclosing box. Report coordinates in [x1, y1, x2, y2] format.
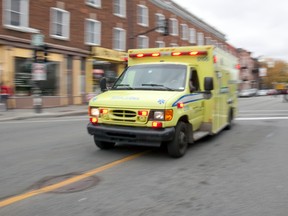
[237, 48, 259, 90]
[0, 0, 238, 108]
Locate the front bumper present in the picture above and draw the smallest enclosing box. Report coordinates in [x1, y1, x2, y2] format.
[87, 123, 175, 147]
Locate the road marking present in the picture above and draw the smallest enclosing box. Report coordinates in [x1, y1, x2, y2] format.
[239, 110, 288, 113]
[236, 117, 288, 120]
[0, 151, 150, 208]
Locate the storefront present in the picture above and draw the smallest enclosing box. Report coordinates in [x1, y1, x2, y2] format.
[0, 45, 85, 109]
[86, 47, 126, 101]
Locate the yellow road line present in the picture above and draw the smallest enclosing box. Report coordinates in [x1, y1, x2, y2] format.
[0, 151, 149, 208]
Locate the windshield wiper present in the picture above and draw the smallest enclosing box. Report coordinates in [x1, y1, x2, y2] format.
[113, 84, 134, 90]
[142, 83, 173, 91]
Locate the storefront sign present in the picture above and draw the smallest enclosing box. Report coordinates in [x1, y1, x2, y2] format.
[32, 63, 47, 80]
[92, 47, 126, 62]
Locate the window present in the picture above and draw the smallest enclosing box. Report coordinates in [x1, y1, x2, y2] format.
[114, 64, 186, 91]
[50, 8, 70, 40]
[170, 43, 178, 47]
[155, 13, 165, 33]
[169, 18, 178, 36]
[3, 0, 38, 32]
[180, 24, 188, 40]
[4, 0, 28, 27]
[197, 32, 204, 45]
[86, 0, 101, 8]
[206, 37, 212, 45]
[85, 19, 101, 45]
[14, 57, 59, 96]
[155, 41, 165, 48]
[137, 36, 149, 48]
[137, 5, 148, 26]
[114, 0, 126, 17]
[113, 28, 126, 51]
[189, 28, 196, 44]
[190, 69, 200, 91]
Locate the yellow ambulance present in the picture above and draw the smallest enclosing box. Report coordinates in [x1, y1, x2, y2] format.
[87, 45, 239, 158]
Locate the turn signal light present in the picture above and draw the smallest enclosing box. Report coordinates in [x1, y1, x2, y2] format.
[177, 102, 184, 108]
[90, 117, 98, 124]
[152, 121, 162, 128]
[100, 109, 108, 114]
[165, 109, 173, 121]
[138, 110, 149, 116]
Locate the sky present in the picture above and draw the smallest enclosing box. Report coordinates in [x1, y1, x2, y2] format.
[172, 0, 288, 61]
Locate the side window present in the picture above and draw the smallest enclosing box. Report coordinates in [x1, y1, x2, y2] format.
[190, 69, 200, 92]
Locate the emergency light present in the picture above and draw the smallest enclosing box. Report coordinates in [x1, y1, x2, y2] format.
[171, 51, 207, 56]
[129, 50, 207, 58]
[129, 52, 160, 58]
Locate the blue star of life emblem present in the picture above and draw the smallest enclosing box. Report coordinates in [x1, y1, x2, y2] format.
[158, 99, 165, 104]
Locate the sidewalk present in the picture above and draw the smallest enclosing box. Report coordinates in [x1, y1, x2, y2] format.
[0, 105, 88, 122]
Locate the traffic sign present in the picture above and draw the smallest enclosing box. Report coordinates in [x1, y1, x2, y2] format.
[32, 63, 47, 80]
[31, 34, 44, 46]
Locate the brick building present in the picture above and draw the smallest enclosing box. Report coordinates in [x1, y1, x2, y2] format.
[0, 0, 238, 108]
[237, 48, 259, 90]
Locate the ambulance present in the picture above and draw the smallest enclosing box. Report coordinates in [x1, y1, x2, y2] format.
[87, 45, 239, 158]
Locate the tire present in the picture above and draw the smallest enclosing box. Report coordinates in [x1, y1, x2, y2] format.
[94, 136, 115, 149]
[167, 122, 189, 158]
[225, 109, 233, 130]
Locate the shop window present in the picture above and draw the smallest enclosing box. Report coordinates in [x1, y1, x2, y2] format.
[92, 61, 118, 91]
[14, 57, 59, 96]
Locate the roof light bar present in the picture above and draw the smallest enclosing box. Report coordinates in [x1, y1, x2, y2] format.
[171, 51, 207, 56]
[129, 52, 161, 58]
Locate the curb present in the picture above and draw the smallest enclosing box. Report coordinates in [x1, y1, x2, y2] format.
[0, 111, 87, 122]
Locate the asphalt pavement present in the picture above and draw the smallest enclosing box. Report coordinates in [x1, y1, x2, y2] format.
[0, 104, 88, 122]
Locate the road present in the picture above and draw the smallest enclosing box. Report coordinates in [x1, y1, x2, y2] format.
[0, 96, 288, 216]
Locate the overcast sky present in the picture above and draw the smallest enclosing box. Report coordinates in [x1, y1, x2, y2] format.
[172, 0, 288, 61]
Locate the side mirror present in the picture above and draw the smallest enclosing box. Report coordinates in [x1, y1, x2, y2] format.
[100, 77, 107, 92]
[204, 77, 214, 91]
[203, 77, 213, 99]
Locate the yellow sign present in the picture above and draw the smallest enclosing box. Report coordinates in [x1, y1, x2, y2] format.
[92, 47, 126, 62]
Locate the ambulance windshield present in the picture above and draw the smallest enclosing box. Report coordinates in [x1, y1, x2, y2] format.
[112, 64, 187, 91]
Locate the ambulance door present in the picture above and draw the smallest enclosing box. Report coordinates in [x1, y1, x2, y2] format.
[188, 69, 204, 131]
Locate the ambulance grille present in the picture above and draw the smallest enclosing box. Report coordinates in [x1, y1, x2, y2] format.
[111, 110, 137, 122]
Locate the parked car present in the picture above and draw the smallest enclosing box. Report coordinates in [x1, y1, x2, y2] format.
[256, 89, 268, 96]
[267, 89, 278, 95]
[238, 88, 257, 97]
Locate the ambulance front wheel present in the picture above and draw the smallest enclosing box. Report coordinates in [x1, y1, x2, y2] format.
[94, 136, 115, 149]
[166, 122, 189, 158]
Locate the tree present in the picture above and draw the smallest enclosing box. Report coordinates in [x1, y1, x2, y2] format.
[261, 60, 288, 88]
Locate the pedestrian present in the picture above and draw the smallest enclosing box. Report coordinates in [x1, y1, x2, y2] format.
[0, 81, 12, 111]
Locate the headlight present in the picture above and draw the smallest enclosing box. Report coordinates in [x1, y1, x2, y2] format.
[150, 110, 173, 121]
[90, 108, 100, 116]
[154, 111, 164, 120]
